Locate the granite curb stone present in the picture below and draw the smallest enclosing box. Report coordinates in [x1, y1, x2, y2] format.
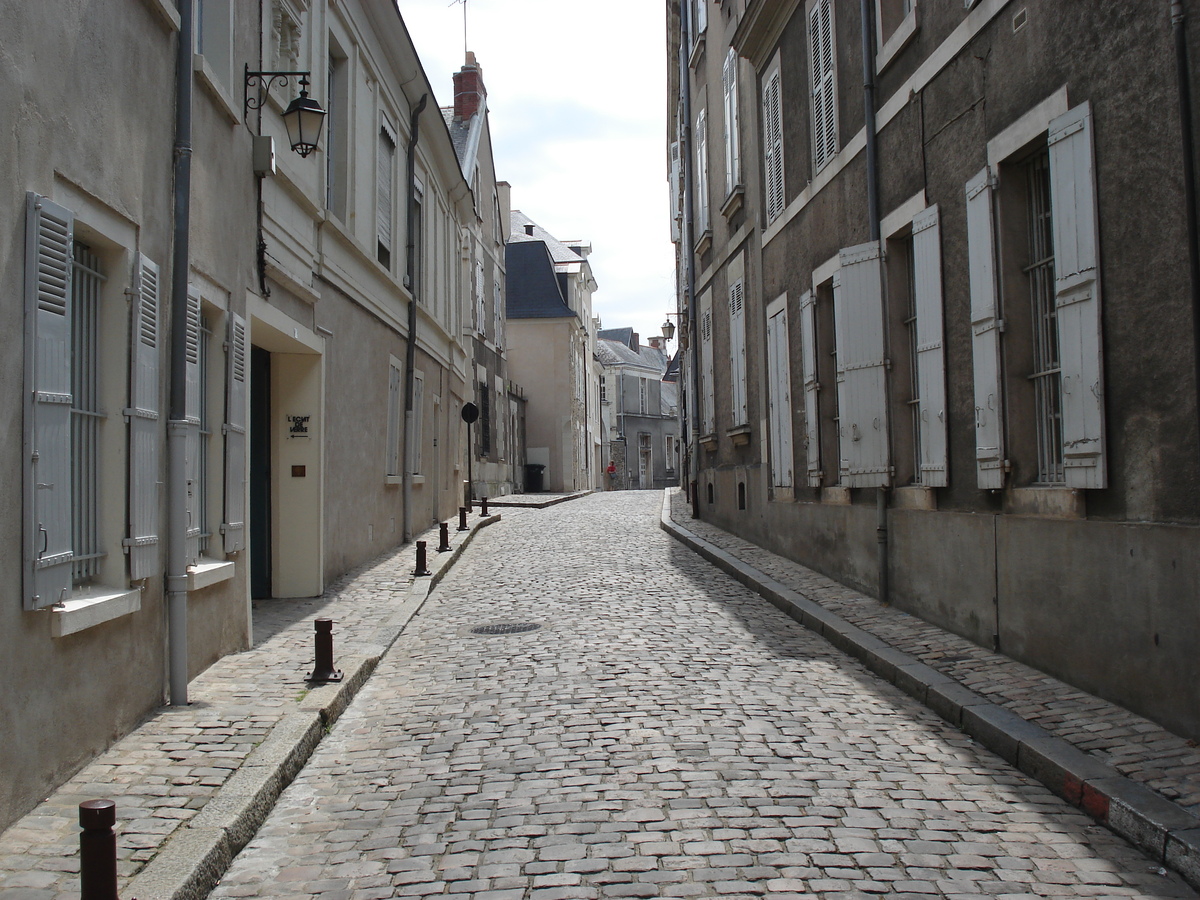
[659, 490, 1200, 891]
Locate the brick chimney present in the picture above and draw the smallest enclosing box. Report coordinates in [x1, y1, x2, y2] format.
[453, 52, 485, 121]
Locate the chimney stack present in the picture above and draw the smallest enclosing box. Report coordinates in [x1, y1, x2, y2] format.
[453, 51, 485, 121]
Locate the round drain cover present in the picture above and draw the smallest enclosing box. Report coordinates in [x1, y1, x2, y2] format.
[470, 622, 541, 636]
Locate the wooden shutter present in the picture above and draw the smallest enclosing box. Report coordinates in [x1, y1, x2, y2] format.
[834, 242, 890, 488]
[810, 0, 837, 171]
[965, 167, 1006, 489]
[669, 141, 682, 242]
[729, 279, 747, 425]
[762, 69, 784, 222]
[767, 306, 794, 488]
[800, 289, 821, 486]
[221, 312, 247, 553]
[377, 126, 396, 256]
[1048, 102, 1106, 488]
[127, 253, 162, 580]
[722, 48, 740, 196]
[912, 205, 948, 487]
[701, 290, 715, 432]
[184, 286, 202, 565]
[411, 372, 425, 474]
[23, 193, 74, 608]
[696, 106, 709, 232]
[386, 363, 402, 476]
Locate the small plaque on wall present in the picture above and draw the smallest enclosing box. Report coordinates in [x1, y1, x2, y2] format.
[291, 465, 306, 478]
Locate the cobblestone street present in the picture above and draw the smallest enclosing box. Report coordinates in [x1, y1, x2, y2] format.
[209, 491, 1195, 900]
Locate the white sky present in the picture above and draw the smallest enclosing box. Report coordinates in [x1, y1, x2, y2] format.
[395, 0, 678, 351]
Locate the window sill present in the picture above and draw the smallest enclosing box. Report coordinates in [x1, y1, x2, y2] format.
[876, 9, 918, 74]
[700, 433, 719, 452]
[694, 228, 713, 257]
[721, 185, 745, 219]
[51, 587, 142, 638]
[194, 54, 242, 125]
[412, 475, 426, 486]
[187, 558, 236, 592]
[1004, 486, 1085, 519]
[385, 475, 403, 486]
[688, 32, 707, 69]
[892, 484, 937, 511]
[726, 424, 752, 447]
[770, 486, 795, 502]
[141, 0, 180, 32]
[821, 485, 852, 505]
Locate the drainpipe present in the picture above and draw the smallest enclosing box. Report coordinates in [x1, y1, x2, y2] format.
[860, 0, 889, 604]
[678, 0, 701, 517]
[166, 0, 194, 704]
[402, 93, 428, 544]
[1172, 2, 1200, 461]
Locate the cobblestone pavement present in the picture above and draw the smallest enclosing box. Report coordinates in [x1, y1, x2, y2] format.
[210, 491, 1195, 900]
[663, 490, 1200, 816]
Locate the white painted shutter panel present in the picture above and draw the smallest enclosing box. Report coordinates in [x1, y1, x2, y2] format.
[24, 193, 74, 609]
[669, 141, 682, 242]
[729, 280, 747, 425]
[222, 312, 248, 553]
[912, 205, 948, 487]
[377, 128, 395, 256]
[767, 307, 794, 488]
[1048, 102, 1106, 489]
[799, 290, 821, 486]
[387, 364, 401, 476]
[965, 167, 1006, 489]
[722, 48, 740, 196]
[696, 107, 709, 233]
[127, 254, 162, 579]
[834, 242, 890, 488]
[411, 373, 425, 474]
[762, 69, 784, 222]
[701, 292, 715, 432]
[184, 286, 202, 566]
[810, 0, 837, 171]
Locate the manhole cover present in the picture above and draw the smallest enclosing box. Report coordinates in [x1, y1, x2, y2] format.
[470, 622, 542, 636]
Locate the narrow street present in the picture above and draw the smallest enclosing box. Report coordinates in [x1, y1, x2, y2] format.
[207, 492, 1193, 900]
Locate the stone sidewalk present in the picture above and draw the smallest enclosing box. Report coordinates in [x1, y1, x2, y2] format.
[0, 508, 517, 900]
[661, 488, 1200, 890]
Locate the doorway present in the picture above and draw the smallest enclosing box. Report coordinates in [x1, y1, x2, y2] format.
[250, 346, 272, 598]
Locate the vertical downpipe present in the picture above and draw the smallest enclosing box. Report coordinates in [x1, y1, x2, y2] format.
[861, 0, 889, 604]
[1172, 1, 1200, 462]
[678, 1, 701, 518]
[402, 94, 429, 544]
[167, 0, 195, 704]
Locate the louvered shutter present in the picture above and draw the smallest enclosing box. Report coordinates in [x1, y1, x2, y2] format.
[184, 286, 202, 566]
[127, 254, 162, 580]
[701, 291, 715, 432]
[475, 258, 485, 333]
[377, 127, 396, 258]
[696, 107, 710, 233]
[669, 141, 682, 242]
[24, 193, 74, 609]
[800, 290, 821, 486]
[810, 0, 837, 171]
[965, 167, 1006, 489]
[767, 307, 794, 488]
[833, 243, 890, 487]
[411, 372, 425, 474]
[729, 280, 747, 425]
[723, 48, 740, 196]
[221, 312, 247, 553]
[762, 69, 784, 222]
[912, 206, 948, 487]
[1048, 102, 1106, 488]
[386, 363, 402, 476]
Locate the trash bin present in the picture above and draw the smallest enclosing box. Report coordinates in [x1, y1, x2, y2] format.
[524, 463, 545, 493]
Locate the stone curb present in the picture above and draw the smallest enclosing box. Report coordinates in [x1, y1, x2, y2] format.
[488, 490, 594, 509]
[659, 492, 1200, 892]
[123, 513, 501, 900]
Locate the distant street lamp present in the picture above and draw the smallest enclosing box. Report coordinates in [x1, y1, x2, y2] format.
[244, 66, 326, 158]
[661, 318, 676, 342]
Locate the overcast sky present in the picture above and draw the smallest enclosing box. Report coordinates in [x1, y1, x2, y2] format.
[396, 0, 678, 350]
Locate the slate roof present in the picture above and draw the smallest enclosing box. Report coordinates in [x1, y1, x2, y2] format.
[598, 327, 635, 349]
[509, 210, 586, 267]
[596, 337, 670, 376]
[505, 241, 576, 319]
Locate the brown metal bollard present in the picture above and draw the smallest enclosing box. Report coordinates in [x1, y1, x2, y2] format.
[414, 540, 432, 576]
[437, 522, 451, 552]
[79, 799, 117, 900]
[458, 507, 469, 531]
[309, 618, 343, 683]
[480, 497, 489, 516]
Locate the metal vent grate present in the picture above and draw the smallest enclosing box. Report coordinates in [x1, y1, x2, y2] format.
[470, 622, 541, 636]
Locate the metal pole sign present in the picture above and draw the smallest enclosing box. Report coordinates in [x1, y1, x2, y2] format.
[461, 402, 479, 504]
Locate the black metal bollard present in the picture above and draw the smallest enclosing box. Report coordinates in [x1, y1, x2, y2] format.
[309, 618, 343, 683]
[437, 522, 452, 552]
[480, 497, 489, 516]
[414, 540, 432, 576]
[458, 507, 469, 531]
[79, 800, 117, 900]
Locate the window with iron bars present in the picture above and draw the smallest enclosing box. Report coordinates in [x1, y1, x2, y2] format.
[71, 242, 105, 585]
[1025, 151, 1064, 484]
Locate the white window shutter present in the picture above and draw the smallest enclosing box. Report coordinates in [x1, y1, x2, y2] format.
[24, 193, 74, 609]
[377, 128, 395, 255]
[729, 279, 747, 425]
[386, 363, 402, 476]
[762, 69, 784, 222]
[701, 291, 715, 432]
[127, 253, 162, 580]
[222, 312, 248, 553]
[965, 167, 1006, 489]
[810, 0, 838, 171]
[834, 242, 890, 487]
[912, 205, 948, 487]
[669, 141, 682, 242]
[184, 286, 202, 565]
[722, 48, 740, 196]
[696, 107, 710, 233]
[799, 289, 821, 486]
[475, 258, 485, 333]
[411, 372, 425, 475]
[767, 307, 794, 488]
[1048, 101, 1106, 489]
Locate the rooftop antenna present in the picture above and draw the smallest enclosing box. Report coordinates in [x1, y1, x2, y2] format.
[449, 0, 468, 60]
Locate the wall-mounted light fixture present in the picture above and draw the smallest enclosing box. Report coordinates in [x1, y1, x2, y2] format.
[244, 65, 326, 158]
